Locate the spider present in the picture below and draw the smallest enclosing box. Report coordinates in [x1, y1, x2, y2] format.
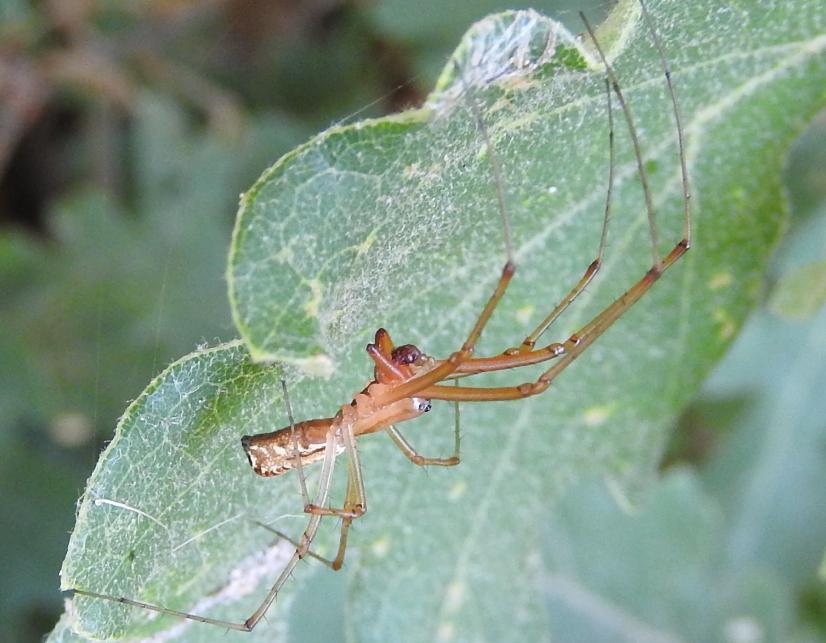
[71, 0, 691, 632]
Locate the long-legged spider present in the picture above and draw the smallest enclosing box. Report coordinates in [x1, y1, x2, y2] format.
[71, 0, 691, 632]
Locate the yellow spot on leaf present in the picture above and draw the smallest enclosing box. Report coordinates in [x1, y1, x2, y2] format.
[516, 304, 535, 325]
[713, 308, 737, 341]
[708, 271, 733, 291]
[370, 535, 390, 558]
[275, 245, 294, 263]
[357, 230, 378, 257]
[583, 404, 614, 427]
[731, 186, 748, 206]
[303, 278, 323, 318]
[448, 479, 467, 501]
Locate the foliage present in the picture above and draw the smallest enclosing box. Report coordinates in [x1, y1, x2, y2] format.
[44, 0, 826, 641]
[542, 212, 826, 642]
[0, 94, 307, 641]
[0, 0, 824, 641]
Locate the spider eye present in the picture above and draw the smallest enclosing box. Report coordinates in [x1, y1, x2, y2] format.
[392, 344, 422, 365]
[415, 399, 432, 413]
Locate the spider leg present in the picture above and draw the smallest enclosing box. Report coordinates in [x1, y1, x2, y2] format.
[423, 1, 691, 403]
[386, 382, 461, 466]
[386, 428, 460, 466]
[69, 588, 255, 632]
[282, 379, 310, 506]
[252, 521, 339, 569]
[72, 428, 340, 632]
[242, 428, 340, 630]
[377, 82, 529, 404]
[459, 0, 688, 376]
[304, 418, 366, 519]
[302, 416, 366, 570]
[296, 473, 359, 570]
[517, 76, 615, 352]
[421, 242, 687, 403]
[451, 79, 615, 375]
[385, 404, 461, 466]
[638, 0, 691, 246]
[583, 14, 662, 268]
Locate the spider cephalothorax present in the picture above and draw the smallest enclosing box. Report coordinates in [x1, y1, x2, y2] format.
[366, 328, 436, 384]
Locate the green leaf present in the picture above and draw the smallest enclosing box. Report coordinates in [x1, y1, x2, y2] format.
[535, 212, 826, 642]
[56, 0, 826, 640]
[768, 256, 826, 320]
[700, 217, 826, 591]
[784, 113, 826, 219]
[58, 342, 287, 640]
[766, 201, 826, 321]
[542, 471, 794, 642]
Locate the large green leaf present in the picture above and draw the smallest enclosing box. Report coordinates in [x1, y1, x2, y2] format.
[535, 212, 826, 642]
[54, 0, 826, 640]
[542, 471, 794, 642]
[701, 212, 826, 593]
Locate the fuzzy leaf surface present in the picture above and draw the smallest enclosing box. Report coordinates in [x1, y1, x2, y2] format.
[56, 0, 826, 640]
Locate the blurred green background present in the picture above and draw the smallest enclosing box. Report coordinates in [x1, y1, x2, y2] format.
[0, 1, 824, 641]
